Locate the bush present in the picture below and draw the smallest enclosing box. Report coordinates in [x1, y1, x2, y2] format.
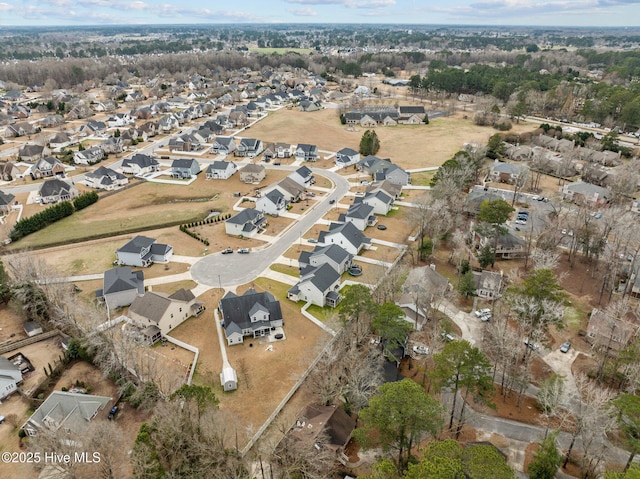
[11, 201, 74, 241]
[73, 191, 99, 211]
[495, 121, 512, 131]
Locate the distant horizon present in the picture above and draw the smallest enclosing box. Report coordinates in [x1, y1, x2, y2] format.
[1, 0, 640, 28]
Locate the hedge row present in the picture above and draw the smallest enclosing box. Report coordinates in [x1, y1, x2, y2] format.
[10, 201, 74, 241]
[179, 213, 231, 246]
[73, 191, 99, 211]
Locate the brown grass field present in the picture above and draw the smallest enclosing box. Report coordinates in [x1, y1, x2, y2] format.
[248, 108, 535, 170]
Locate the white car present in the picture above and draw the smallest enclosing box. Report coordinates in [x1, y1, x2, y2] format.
[412, 345, 430, 355]
[515, 219, 527, 225]
[473, 308, 491, 318]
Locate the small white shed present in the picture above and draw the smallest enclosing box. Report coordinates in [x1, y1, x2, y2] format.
[220, 366, 238, 392]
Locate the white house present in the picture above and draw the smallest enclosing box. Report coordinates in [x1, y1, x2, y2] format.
[0, 357, 22, 400]
[256, 189, 287, 216]
[225, 208, 266, 238]
[318, 222, 371, 255]
[121, 154, 160, 176]
[361, 190, 394, 215]
[335, 147, 360, 167]
[298, 244, 353, 274]
[206, 161, 238, 180]
[338, 202, 376, 231]
[84, 166, 129, 190]
[287, 263, 342, 308]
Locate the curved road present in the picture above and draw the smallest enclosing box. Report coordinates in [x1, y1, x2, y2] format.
[190, 167, 349, 287]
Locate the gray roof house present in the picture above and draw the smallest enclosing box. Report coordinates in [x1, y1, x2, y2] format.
[335, 147, 360, 167]
[360, 190, 394, 215]
[170, 158, 200, 179]
[121, 154, 160, 176]
[298, 244, 353, 274]
[338, 202, 377, 231]
[219, 288, 284, 346]
[561, 181, 611, 206]
[225, 208, 266, 238]
[116, 236, 173, 267]
[211, 136, 237, 155]
[95, 267, 145, 309]
[206, 160, 238, 180]
[366, 179, 402, 199]
[18, 144, 46, 162]
[358, 156, 410, 186]
[30, 156, 66, 179]
[73, 145, 105, 165]
[84, 166, 128, 191]
[587, 308, 637, 352]
[318, 222, 371, 255]
[236, 138, 263, 158]
[288, 165, 315, 188]
[0, 356, 23, 400]
[295, 143, 319, 162]
[0, 190, 15, 213]
[488, 160, 528, 184]
[288, 263, 342, 308]
[128, 289, 204, 336]
[22, 391, 112, 437]
[256, 188, 287, 216]
[472, 270, 504, 299]
[38, 178, 79, 204]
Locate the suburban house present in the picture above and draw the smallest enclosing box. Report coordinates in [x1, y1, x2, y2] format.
[121, 154, 160, 176]
[38, 178, 79, 204]
[0, 356, 23, 400]
[22, 391, 112, 437]
[30, 157, 66, 180]
[288, 404, 356, 464]
[84, 166, 129, 190]
[95, 267, 145, 309]
[106, 112, 133, 128]
[211, 136, 237, 156]
[270, 177, 306, 202]
[338, 202, 377, 231]
[586, 308, 637, 352]
[226, 208, 266, 238]
[298, 244, 353, 274]
[0, 161, 21, 181]
[18, 144, 46, 162]
[236, 138, 264, 158]
[239, 164, 266, 184]
[116, 236, 173, 267]
[298, 99, 322, 112]
[204, 161, 237, 180]
[295, 143, 319, 162]
[464, 189, 505, 216]
[357, 156, 410, 186]
[318, 222, 371, 255]
[474, 229, 527, 260]
[398, 105, 427, 124]
[0, 190, 15, 213]
[397, 265, 451, 330]
[561, 181, 611, 206]
[627, 263, 640, 297]
[128, 288, 205, 336]
[288, 263, 342, 308]
[472, 270, 504, 299]
[256, 189, 287, 216]
[73, 145, 105, 166]
[335, 147, 360, 167]
[6, 122, 36, 138]
[263, 142, 293, 161]
[49, 131, 73, 151]
[288, 165, 315, 188]
[170, 158, 200, 179]
[219, 288, 284, 346]
[488, 160, 528, 184]
[101, 136, 124, 154]
[360, 190, 394, 215]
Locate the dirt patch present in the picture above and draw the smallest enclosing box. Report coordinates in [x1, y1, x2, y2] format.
[0, 305, 27, 344]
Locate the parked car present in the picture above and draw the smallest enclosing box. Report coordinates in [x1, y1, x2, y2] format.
[524, 338, 540, 350]
[480, 312, 492, 322]
[412, 345, 430, 355]
[594, 213, 602, 219]
[108, 406, 118, 420]
[515, 219, 527, 225]
[0, 415, 5, 424]
[441, 332, 455, 342]
[221, 248, 233, 254]
[307, 192, 316, 197]
[560, 341, 571, 353]
[308, 238, 318, 243]
[273, 161, 281, 165]
[237, 248, 250, 254]
[474, 308, 491, 318]
[329, 199, 336, 204]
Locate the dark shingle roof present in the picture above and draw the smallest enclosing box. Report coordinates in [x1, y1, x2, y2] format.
[117, 236, 155, 254]
[220, 289, 283, 333]
[227, 208, 262, 225]
[103, 267, 144, 295]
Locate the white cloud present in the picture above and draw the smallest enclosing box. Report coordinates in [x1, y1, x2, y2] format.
[288, 7, 319, 15]
[286, 0, 396, 7]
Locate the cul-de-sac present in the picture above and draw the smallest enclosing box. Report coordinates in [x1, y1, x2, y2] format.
[2, 18, 640, 479]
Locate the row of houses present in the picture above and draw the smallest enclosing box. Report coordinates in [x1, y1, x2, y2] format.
[344, 105, 427, 127]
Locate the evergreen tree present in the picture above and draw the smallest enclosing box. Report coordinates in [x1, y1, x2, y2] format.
[528, 432, 562, 479]
[359, 129, 380, 156]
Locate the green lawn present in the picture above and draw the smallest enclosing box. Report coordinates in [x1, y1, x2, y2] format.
[269, 264, 300, 277]
[409, 171, 435, 186]
[305, 304, 337, 323]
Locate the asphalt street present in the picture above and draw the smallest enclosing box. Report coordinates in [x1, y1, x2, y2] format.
[189, 167, 349, 287]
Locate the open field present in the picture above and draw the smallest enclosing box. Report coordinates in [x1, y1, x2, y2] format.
[7, 169, 292, 250]
[247, 107, 538, 170]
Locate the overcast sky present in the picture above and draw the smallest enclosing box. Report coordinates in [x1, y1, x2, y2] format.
[2, 0, 640, 27]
